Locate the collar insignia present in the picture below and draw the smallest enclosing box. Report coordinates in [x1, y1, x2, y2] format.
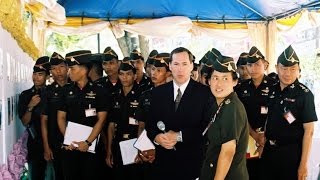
[290, 84, 295, 89]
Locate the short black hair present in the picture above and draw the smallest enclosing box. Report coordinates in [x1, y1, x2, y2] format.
[170, 47, 194, 63]
[91, 62, 103, 77]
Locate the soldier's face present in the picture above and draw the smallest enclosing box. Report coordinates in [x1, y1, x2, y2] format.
[200, 73, 208, 85]
[169, 52, 193, 86]
[151, 66, 169, 86]
[119, 70, 136, 87]
[209, 71, 237, 104]
[32, 71, 48, 87]
[50, 63, 68, 82]
[68, 65, 87, 82]
[102, 59, 119, 76]
[131, 59, 144, 74]
[246, 60, 267, 79]
[145, 63, 153, 77]
[237, 65, 250, 80]
[276, 64, 299, 87]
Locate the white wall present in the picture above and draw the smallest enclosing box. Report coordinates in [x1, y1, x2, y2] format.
[0, 24, 34, 164]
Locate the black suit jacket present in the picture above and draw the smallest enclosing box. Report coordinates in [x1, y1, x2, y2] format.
[146, 79, 212, 180]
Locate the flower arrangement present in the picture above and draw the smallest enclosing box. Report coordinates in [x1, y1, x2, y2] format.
[0, 0, 39, 60]
[0, 131, 28, 180]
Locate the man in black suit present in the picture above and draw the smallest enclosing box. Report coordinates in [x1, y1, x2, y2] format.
[146, 47, 212, 180]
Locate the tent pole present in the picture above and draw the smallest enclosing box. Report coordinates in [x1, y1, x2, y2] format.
[236, 0, 268, 20]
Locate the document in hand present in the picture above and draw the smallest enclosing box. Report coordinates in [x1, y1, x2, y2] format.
[119, 138, 138, 165]
[133, 129, 155, 151]
[63, 121, 99, 153]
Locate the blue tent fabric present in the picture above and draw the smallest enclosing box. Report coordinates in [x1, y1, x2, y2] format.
[57, 0, 320, 22]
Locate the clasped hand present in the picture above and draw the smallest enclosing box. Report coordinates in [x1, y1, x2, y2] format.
[155, 130, 178, 149]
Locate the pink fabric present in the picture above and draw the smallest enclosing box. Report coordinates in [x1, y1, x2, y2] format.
[0, 131, 28, 180]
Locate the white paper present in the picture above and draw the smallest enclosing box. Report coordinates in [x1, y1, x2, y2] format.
[133, 130, 155, 151]
[63, 121, 99, 153]
[119, 138, 138, 165]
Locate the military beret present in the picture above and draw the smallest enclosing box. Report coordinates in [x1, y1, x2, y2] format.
[50, 52, 66, 66]
[153, 53, 170, 68]
[146, 50, 158, 65]
[65, 50, 92, 66]
[119, 57, 136, 71]
[130, 49, 144, 61]
[247, 46, 266, 64]
[277, 45, 299, 67]
[33, 56, 50, 73]
[103, 47, 118, 61]
[236, 52, 248, 66]
[200, 60, 213, 75]
[213, 55, 236, 73]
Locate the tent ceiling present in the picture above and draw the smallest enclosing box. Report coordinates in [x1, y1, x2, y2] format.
[57, 0, 320, 22]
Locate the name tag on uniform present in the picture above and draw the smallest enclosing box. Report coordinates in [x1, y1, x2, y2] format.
[283, 110, 296, 124]
[129, 117, 138, 125]
[260, 106, 268, 114]
[85, 108, 96, 117]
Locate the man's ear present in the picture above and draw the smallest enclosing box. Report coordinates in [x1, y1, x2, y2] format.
[264, 61, 269, 70]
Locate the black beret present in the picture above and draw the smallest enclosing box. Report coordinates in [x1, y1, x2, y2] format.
[153, 53, 170, 68]
[277, 45, 299, 67]
[33, 56, 50, 73]
[146, 50, 158, 65]
[213, 55, 236, 73]
[201, 60, 213, 75]
[65, 50, 92, 66]
[236, 52, 248, 66]
[103, 47, 118, 61]
[247, 46, 266, 64]
[119, 57, 135, 71]
[50, 52, 66, 66]
[130, 49, 144, 61]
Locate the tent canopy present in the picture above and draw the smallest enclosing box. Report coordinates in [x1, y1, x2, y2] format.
[57, 0, 320, 22]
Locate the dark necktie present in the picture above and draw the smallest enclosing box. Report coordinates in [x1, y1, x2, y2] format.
[175, 88, 182, 111]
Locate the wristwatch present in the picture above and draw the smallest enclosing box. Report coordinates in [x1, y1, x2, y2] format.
[27, 107, 33, 112]
[176, 131, 183, 142]
[85, 140, 92, 146]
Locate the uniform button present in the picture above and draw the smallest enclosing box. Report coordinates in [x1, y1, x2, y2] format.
[210, 163, 213, 167]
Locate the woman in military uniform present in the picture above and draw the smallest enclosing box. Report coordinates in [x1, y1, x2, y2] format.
[106, 58, 143, 179]
[259, 46, 317, 180]
[57, 50, 109, 180]
[200, 55, 249, 180]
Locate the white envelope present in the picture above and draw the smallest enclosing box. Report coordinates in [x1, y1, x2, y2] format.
[133, 130, 155, 151]
[63, 121, 99, 153]
[119, 138, 138, 165]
